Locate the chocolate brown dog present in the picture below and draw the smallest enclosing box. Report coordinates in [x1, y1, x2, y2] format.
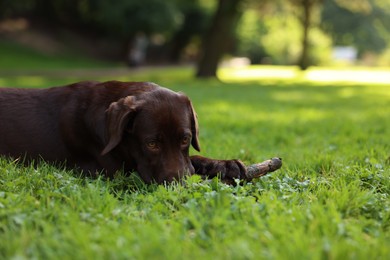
[0, 81, 246, 183]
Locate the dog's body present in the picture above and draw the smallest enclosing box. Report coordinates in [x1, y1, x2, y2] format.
[0, 81, 246, 183]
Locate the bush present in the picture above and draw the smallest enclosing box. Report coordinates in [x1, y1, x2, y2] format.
[236, 10, 332, 66]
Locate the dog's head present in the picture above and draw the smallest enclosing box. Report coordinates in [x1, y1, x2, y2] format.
[101, 87, 200, 183]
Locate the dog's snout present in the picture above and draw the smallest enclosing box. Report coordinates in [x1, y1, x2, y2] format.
[157, 164, 193, 183]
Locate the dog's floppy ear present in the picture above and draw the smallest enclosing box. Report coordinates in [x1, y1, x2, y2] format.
[101, 96, 141, 155]
[188, 99, 201, 152]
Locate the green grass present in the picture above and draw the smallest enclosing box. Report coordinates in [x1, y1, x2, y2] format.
[0, 65, 389, 259]
[0, 40, 117, 70]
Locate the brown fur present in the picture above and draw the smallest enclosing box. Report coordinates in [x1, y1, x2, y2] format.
[0, 81, 246, 183]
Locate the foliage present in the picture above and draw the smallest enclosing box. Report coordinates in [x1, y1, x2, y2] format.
[378, 47, 390, 66]
[0, 0, 209, 39]
[322, 0, 390, 55]
[2, 0, 390, 67]
[93, 0, 181, 38]
[236, 10, 332, 66]
[1, 63, 390, 258]
[235, 10, 269, 63]
[0, 0, 214, 65]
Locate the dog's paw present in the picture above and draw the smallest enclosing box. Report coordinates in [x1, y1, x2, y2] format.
[221, 159, 247, 184]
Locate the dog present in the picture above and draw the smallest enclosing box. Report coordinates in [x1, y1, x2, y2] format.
[0, 81, 246, 184]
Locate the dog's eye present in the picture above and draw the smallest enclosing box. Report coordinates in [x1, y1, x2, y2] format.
[146, 141, 159, 150]
[181, 136, 191, 146]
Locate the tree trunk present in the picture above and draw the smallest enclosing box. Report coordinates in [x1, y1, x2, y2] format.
[196, 0, 242, 78]
[298, 0, 312, 70]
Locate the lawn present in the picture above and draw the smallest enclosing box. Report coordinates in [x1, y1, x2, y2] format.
[0, 40, 117, 70]
[0, 61, 389, 259]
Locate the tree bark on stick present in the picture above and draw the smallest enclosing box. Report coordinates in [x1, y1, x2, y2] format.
[196, 0, 243, 78]
[245, 157, 282, 181]
[222, 157, 283, 185]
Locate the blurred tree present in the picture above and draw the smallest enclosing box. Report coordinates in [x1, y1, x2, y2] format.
[0, 0, 212, 64]
[0, 0, 34, 19]
[196, 0, 244, 78]
[195, 0, 328, 77]
[290, 0, 324, 70]
[322, 0, 390, 56]
[93, 0, 182, 64]
[235, 9, 268, 64]
[236, 1, 331, 66]
[168, 4, 209, 63]
[2, 0, 388, 67]
[94, 0, 180, 37]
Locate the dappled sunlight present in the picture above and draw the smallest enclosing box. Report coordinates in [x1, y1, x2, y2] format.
[293, 108, 329, 123]
[271, 90, 330, 103]
[198, 100, 330, 127]
[337, 88, 357, 99]
[219, 66, 298, 82]
[219, 65, 390, 85]
[198, 100, 268, 122]
[305, 69, 390, 84]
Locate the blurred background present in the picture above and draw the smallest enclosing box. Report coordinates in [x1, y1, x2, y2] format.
[0, 0, 389, 78]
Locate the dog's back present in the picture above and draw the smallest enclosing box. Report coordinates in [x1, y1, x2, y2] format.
[0, 81, 157, 162]
[0, 87, 66, 159]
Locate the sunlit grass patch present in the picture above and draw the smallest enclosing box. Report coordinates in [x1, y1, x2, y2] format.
[219, 65, 299, 81]
[305, 67, 390, 85]
[219, 65, 390, 85]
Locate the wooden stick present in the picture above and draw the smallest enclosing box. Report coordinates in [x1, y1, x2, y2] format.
[245, 157, 282, 181]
